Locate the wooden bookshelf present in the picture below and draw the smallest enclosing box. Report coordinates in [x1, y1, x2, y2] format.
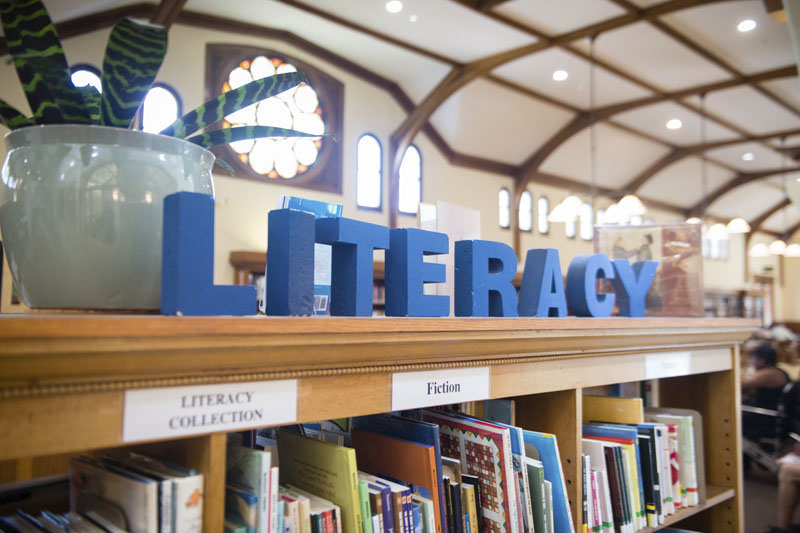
[0, 316, 757, 532]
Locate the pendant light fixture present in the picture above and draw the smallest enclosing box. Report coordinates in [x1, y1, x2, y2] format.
[548, 194, 582, 222]
[726, 217, 751, 234]
[785, 243, 800, 257]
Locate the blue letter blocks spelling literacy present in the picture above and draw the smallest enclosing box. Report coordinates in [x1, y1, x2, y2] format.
[161, 192, 256, 316]
[385, 228, 450, 317]
[161, 199, 659, 317]
[316, 217, 390, 317]
[266, 208, 316, 316]
[454, 240, 518, 317]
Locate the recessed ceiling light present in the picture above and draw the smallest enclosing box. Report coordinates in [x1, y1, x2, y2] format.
[408, 13, 418, 22]
[385, 0, 403, 13]
[552, 70, 568, 81]
[742, 152, 755, 161]
[666, 118, 682, 130]
[737, 19, 756, 32]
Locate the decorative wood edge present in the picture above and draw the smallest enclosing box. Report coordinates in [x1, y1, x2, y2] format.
[0, 343, 736, 400]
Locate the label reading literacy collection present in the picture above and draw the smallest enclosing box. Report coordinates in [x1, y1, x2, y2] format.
[392, 366, 490, 411]
[122, 380, 297, 442]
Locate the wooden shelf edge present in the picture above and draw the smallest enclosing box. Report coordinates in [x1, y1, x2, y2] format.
[639, 486, 735, 532]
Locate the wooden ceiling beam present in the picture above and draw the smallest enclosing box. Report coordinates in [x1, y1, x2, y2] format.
[749, 197, 792, 234]
[686, 167, 800, 217]
[150, 0, 188, 28]
[621, 127, 800, 193]
[0, 3, 157, 56]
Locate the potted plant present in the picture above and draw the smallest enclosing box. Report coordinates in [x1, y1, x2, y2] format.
[0, 0, 319, 310]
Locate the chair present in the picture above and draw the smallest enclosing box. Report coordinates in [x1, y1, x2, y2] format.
[742, 381, 799, 473]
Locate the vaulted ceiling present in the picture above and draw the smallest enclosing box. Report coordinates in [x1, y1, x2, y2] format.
[3, 0, 800, 239]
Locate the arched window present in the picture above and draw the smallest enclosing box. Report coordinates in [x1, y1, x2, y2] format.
[398, 145, 422, 215]
[537, 196, 549, 234]
[139, 83, 181, 134]
[70, 64, 101, 92]
[580, 202, 593, 241]
[207, 44, 343, 193]
[356, 134, 382, 210]
[498, 188, 510, 228]
[519, 191, 533, 231]
[596, 208, 606, 226]
[566, 217, 576, 238]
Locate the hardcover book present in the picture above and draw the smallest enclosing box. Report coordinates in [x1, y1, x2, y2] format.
[277, 430, 363, 533]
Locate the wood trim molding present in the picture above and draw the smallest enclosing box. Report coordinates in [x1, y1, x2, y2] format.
[150, 0, 188, 28]
[748, 197, 792, 235]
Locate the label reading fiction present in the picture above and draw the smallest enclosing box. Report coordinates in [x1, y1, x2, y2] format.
[122, 380, 298, 442]
[392, 366, 490, 411]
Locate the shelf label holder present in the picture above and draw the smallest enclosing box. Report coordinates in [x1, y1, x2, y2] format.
[392, 366, 490, 411]
[122, 379, 298, 442]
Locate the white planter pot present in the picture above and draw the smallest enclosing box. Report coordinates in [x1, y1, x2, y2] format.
[1, 125, 215, 310]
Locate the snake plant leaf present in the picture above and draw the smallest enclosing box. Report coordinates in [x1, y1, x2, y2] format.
[185, 125, 323, 149]
[213, 158, 236, 176]
[160, 72, 306, 139]
[0, 97, 34, 129]
[76, 86, 101, 123]
[0, 0, 92, 124]
[99, 17, 167, 128]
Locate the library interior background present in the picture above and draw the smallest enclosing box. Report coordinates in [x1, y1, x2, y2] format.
[3, 0, 800, 532]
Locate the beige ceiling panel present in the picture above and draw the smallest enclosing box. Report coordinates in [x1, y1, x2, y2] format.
[707, 182, 786, 220]
[540, 123, 671, 189]
[187, 0, 451, 103]
[493, 0, 626, 35]
[430, 78, 575, 165]
[592, 21, 732, 91]
[703, 86, 800, 135]
[492, 47, 654, 109]
[614, 101, 740, 146]
[705, 142, 784, 173]
[638, 157, 734, 208]
[30, 0, 143, 23]
[288, 0, 536, 63]
[761, 78, 800, 113]
[760, 206, 800, 233]
[766, 172, 800, 189]
[661, 1, 795, 75]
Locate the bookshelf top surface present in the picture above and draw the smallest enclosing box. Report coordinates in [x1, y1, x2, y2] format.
[0, 314, 759, 339]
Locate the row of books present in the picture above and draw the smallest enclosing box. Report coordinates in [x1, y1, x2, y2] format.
[0, 453, 203, 533]
[222, 400, 573, 533]
[580, 396, 703, 533]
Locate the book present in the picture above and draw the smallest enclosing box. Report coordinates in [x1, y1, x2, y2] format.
[227, 483, 259, 533]
[285, 485, 342, 533]
[459, 485, 477, 533]
[645, 410, 701, 507]
[359, 471, 409, 533]
[460, 475, 483, 533]
[524, 457, 548, 533]
[281, 488, 301, 533]
[277, 430, 363, 533]
[521, 430, 574, 533]
[69, 457, 158, 533]
[352, 415, 446, 533]
[581, 440, 614, 533]
[101, 454, 174, 533]
[366, 484, 386, 533]
[412, 494, 436, 533]
[421, 410, 519, 533]
[543, 481, 554, 533]
[275, 196, 343, 315]
[359, 481, 374, 533]
[359, 473, 394, 533]
[227, 444, 272, 533]
[583, 396, 644, 425]
[350, 428, 441, 533]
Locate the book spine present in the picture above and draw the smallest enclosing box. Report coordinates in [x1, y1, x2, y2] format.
[174, 475, 204, 533]
[381, 489, 395, 533]
[270, 466, 280, 533]
[590, 472, 601, 533]
[325, 510, 334, 533]
[359, 483, 373, 533]
[500, 435, 519, 533]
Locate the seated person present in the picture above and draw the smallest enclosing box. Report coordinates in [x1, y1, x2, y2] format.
[773, 438, 800, 533]
[742, 343, 790, 439]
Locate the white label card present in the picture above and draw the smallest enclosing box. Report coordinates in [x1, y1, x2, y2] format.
[123, 379, 297, 442]
[644, 351, 691, 379]
[392, 366, 490, 411]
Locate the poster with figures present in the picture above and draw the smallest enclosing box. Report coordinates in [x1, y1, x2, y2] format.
[594, 223, 703, 317]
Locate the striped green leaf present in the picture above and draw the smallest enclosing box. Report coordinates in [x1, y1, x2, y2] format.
[99, 18, 167, 128]
[0, 0, 92, 124]
[0, 97, 34, 129]
[185, 125, 323, 150]
[76, 86, 101, 124]
[160, 72, 306, 139]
